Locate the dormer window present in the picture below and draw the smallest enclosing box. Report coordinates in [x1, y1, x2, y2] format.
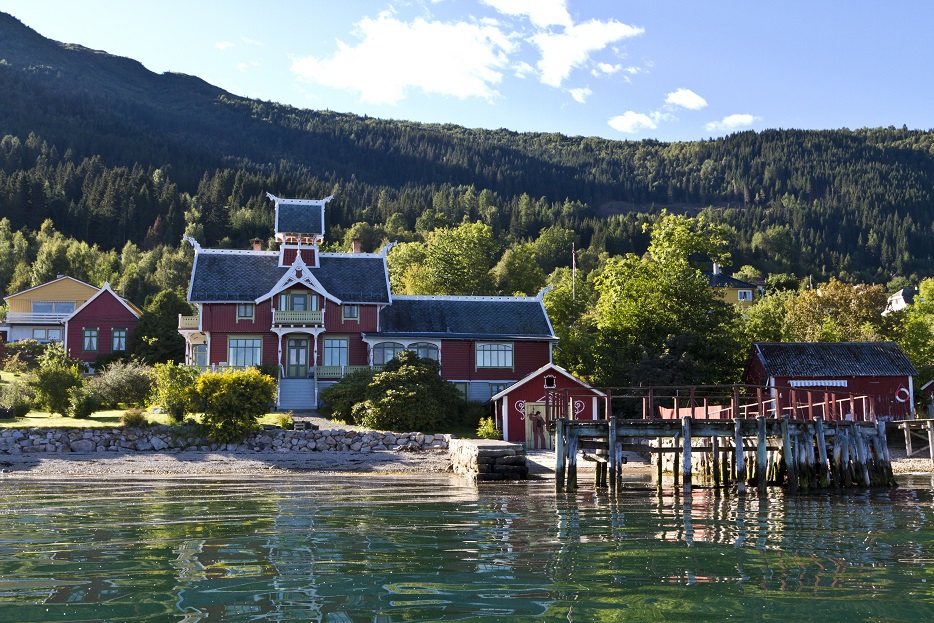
[279, 291, 318, 312]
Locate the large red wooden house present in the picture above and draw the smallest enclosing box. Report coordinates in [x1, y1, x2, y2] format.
[179, 194, 558, 410]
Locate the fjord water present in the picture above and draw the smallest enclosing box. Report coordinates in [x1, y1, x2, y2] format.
[1, 475, 933, 622]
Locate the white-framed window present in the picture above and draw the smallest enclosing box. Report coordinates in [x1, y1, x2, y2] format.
[342, 304, 359, 321]
[737, 290, 753, 301]
[373, 342, 404, 365]
[236, 303, 254, 321]
[32, 328, 46, 341]
[112, 328, 128, 351]
[324, 337, 349, 367]
[279, 291, 319, 311]
[409, 342, 439, 361]
[83, 328, 99, 352]
[48, 328, 62, 341]
[228, 336, 262, 367]
[476, 342, 513, 369]
[31, 301, 75, 314]
[192, 344, 207, 367]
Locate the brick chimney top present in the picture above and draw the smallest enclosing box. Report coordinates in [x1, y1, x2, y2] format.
[351, 238, 362, 253]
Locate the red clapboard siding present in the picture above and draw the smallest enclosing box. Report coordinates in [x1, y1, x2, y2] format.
[323, 300, 378, 332]
[65, 290, 139, 362]
[201, 302, 273, 333]
[440, 340, 551, 381]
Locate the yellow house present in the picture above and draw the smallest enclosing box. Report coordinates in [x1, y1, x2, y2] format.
[3, 276, 100, 343]
[703, 264, 758, 310]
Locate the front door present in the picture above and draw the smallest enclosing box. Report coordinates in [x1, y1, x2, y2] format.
[286, 338, 309, 378]
[524, 402, 550, 449]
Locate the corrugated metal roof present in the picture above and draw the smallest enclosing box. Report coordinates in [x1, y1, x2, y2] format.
[754, 342, 918, 377]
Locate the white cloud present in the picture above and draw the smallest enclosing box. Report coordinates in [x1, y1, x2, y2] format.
[514, 60, 534, 78]
[705, 113, 759, 132]
[532, 19, 644, 87]
[594, 62, 621, 75]
[608, 111, 657, 133]
[481, 0, 572, 28]
[291, 15, 513, 105]
[215, 41, 234, 51]
[240, 36, 262, 46]
[237, 61, 261, 72]
[665, 88, 707, 110]
[568, 87, 591, 103]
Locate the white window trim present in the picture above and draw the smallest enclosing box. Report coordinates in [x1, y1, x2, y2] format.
[112, 328, 128, 351]
[83, 327, 99, 352]
[228, 335, 263, 368]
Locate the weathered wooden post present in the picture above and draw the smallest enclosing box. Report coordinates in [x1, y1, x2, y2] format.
[608, 416, 618, 492]
[877, 420, 895, 485]
[555, 418, 566, 492]
[756, 416, 767, 489]
[815, 418, 830, 488]
[566, 426, 579, 491]
[710, 435, 720, 487]
[682, 416, 693, 491]
[673, 432, 681, 487]
[831, 426, 842, 488]
[734, 417, 746, 493]
[804, 424, 818, 489]
[927, 420, 934, 467]
[904, 421, 913, 457]
[855, 425, 871, 487]
[840, 427, 853, 487]
[781, 417, 798, 493]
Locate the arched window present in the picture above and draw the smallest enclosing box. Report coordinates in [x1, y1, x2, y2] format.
[373, 342, 405, 365]
[408, 342, 439, 361]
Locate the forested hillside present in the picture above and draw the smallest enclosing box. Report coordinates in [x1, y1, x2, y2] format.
[1, 10, 934, 288]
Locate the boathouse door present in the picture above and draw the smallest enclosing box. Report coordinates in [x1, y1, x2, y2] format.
[524, 402, 550, 450]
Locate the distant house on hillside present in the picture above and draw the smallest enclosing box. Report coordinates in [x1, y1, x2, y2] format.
[178, 193, 558, 410]
[744, 341, 917, 420]
[703, 263, 758, 310]
[883, 287, 917, 316]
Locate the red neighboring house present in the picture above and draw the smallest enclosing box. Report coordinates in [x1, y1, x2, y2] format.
[744, 342, 918, 421]
[179, 194, 558, 410]
[63, 283, 141, 364]
[490, 363, 605, 447]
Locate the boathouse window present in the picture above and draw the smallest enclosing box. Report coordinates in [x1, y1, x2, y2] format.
[737, 290, 753, 301]
[544, 375, 556, 389]
[323, 337, 349, 367]
[373, 342, 404, 365]
[112, 328, 127, 352]
[476, 342, 513, 369]
[228, 337, 262, 367]
[409, 342, 439, 361]
[83, 328, 99, 352]
[237, 303, 254, 321]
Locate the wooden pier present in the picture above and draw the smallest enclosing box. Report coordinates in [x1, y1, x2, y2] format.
[553, 416, 896, 493]
[893, 419, 934, 466]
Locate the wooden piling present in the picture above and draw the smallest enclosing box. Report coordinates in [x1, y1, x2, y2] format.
[712, 434, 721, 487]
[734, 417, 746, 493]
[566, 430, 579, 491]
[831, 427, 842, 489]
[608, 416, 618, 492]
[927, 421, 934, 467]
[815, 418, 830, 488]
[554, 418, 566, 493]
[781, 417, 798, 493]
[682, 416, 693, 491]
[756, 416, 767, 490]
[855, 426, 871, 487]
[656, 436, 663, 489]
[840, 428, 853, 487]
[905, 422, 914, 457]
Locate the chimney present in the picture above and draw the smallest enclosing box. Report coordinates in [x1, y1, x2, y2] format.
[712, 262, 720, 275]
[251, 238, 263, 251]
[351, 238, 362, 253]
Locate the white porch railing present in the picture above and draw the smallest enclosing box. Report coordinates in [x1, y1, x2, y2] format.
[272, 309, 323, 325]
[315, 365, 382, 379]
[6, 312, 69, 324]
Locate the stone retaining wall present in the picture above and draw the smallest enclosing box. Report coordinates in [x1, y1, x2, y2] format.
[0, 426, 450, 455]
[449, 438, 528, 481]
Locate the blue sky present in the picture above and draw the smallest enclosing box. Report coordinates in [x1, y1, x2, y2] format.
[2, 0, 932, 142]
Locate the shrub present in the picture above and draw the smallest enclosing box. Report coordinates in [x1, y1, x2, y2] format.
[121, 408, 150, 427]
[274, 412, 294, 430]
[152, 362, 201, 422]
[3, 339, 46, 371]
[93, 350, 130, 371]
[352, 351, 462, 432]
[31, 344, 83, 416]
[0, 379, 35, 417]
[195, 368, 277, 443]
[318, 367, 376, 423]
[476, 417, 501, 440]
[93, 360, 154, 407]
[68, 383, 102, 419]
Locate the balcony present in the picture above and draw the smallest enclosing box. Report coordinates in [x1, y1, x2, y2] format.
[315, 365, 381, 379]
[178, 315, 200, 330]
[5, 312, 70, 324]
[272, 309, 323, 326]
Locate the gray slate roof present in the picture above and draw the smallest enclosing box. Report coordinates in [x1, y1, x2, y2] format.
[376, 297, 556, 340]
[753, 342, 917, 377]
[703, 271, 756, 289]
[276, 201, 324, 236]
[188, 251, 390, 303]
